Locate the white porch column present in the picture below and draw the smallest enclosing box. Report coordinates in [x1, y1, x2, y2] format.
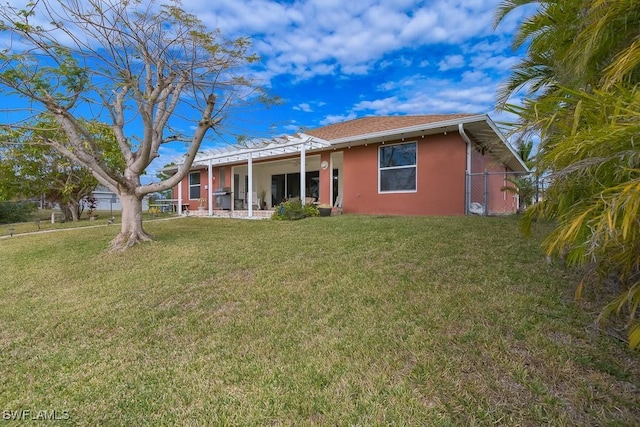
[208, 159, 213, 216]
[248, 152, 254, 218]
[177, 178, 183, 215]
[300, 141, 306, 204]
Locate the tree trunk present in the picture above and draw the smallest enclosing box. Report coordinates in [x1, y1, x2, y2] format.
[61, 203, 76, 222]
[109, 193, 152, 251]
[69, 200, 80, 222]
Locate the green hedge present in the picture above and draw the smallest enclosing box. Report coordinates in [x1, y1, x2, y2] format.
[0, 201, 37, 224]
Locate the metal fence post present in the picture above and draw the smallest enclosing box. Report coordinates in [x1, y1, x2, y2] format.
[483, 170, 489, 216]
[465, 171, 470, 215]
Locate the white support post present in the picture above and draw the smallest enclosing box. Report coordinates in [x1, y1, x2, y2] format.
[208, 159, 213, 216]
[300, 141, 306, 204]
[248, 153, 253, 218]
[177, 179, 183, 215]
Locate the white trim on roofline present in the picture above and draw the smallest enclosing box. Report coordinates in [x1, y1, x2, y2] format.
[165, 114, 528, 173]
[483, 116, 529, 173]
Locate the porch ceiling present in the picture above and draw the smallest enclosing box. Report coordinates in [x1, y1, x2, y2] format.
[462, 119, 529, 173]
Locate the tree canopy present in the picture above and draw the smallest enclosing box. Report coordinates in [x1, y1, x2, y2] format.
[496, 0, 640, 348]
[0, 0, 265, 250]
[0, 118, 123, 221]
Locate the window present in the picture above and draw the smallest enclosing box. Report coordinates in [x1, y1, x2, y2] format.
[379, 142, 417, 192]
[189, 172, 201, 199]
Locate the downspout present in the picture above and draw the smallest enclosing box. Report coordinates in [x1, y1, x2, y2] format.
[248, 152, 253, 218]
[459, 123, 472, 215]
[300, 141, 306, 204]
[177, 178, 183, 215]
[208, 159, 213, 216]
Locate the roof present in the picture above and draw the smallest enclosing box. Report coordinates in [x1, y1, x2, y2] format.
[172, 114, 528, 173]
[306, 114, 475, 141]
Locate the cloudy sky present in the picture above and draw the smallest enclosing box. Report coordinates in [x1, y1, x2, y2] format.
[173, 0, 533, 143]
[1, 0, 535, 167]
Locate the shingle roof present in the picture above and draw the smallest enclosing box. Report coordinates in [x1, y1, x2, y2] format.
[306, 114, 475, 141]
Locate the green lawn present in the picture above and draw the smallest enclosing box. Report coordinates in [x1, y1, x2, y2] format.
[1, 209, 175, 237]
[1, 215, 638, 425]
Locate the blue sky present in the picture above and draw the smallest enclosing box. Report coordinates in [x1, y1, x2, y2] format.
[1, 0, 534, 173]
[183, 0, 532, 141]
[169, 0, 532, 170]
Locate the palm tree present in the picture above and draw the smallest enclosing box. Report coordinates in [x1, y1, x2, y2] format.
[496, 0, 640, 348]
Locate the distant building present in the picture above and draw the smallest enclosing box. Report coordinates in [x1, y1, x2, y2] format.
[89, 186, 149, 211]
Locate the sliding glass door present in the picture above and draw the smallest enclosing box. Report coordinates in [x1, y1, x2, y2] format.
[271, 171, 320, 205]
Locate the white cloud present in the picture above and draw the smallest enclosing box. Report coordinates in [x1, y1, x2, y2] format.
[294, 103, 313, 112]
[319, 112, 357, 126]
[177, 0, 510, 84]
[470, 53, 520, 71]
[438, 54, 465, 71]
[2, 0, 526, 139]
[461, 70, 491, 84]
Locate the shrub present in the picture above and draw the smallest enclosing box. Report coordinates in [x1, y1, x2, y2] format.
[271, 200, 318, 220]
[304, 203, 319, 218]
[0, 201, 37, 224]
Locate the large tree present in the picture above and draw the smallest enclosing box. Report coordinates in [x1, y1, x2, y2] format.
[495, 0, 640, 348]
[0, 0, 263, 250]
[0, 119, 123, 221]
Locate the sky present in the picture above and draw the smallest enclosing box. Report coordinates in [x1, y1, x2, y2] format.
[175, 0, 533, 141]
[1, 0, 535, 173]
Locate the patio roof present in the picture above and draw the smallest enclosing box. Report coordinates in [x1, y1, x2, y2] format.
[189, 133, 331, 168]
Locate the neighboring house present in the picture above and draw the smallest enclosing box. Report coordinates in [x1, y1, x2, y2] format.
[170, 114, 529, 217]
[89, 186, 149, 212]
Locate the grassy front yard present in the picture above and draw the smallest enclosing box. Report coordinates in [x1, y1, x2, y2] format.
[1, 215, 638, 425]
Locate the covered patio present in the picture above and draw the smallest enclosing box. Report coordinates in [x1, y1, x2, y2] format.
[174, 134, 343, 218]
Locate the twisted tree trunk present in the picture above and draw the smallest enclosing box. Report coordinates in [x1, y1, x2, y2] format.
[109, 193, 152, 251]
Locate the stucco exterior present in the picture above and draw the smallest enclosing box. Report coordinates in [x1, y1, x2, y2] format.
[341, 133, 467, 216]
[168, 115, 528, 217]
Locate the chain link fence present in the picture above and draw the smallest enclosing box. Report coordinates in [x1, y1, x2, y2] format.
[466, 171, 546, 215]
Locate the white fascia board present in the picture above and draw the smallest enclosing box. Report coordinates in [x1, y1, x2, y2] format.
[484, 116, 530, 173]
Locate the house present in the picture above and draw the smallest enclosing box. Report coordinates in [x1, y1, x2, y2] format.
[170, 114, 529, 217]
[89, 186, 149, 212]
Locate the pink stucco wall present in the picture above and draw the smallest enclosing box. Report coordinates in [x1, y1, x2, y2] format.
[318, 152, 332, 206]
[340, 133, 467, 216]
[173, 131, 518, 216]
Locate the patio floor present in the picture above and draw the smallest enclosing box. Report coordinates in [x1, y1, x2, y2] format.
[184, 209, 273, 219]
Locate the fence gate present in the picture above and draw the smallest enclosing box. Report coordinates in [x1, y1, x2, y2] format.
[465, 171, 533, 216]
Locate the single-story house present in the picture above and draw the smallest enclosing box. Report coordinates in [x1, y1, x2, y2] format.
[170, 114, 529, 217]
[89, 186, 149, 212]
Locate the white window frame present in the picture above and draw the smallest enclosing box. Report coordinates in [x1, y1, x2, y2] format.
[378, 141, 417, 193]
[189, 172, 201, 200]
